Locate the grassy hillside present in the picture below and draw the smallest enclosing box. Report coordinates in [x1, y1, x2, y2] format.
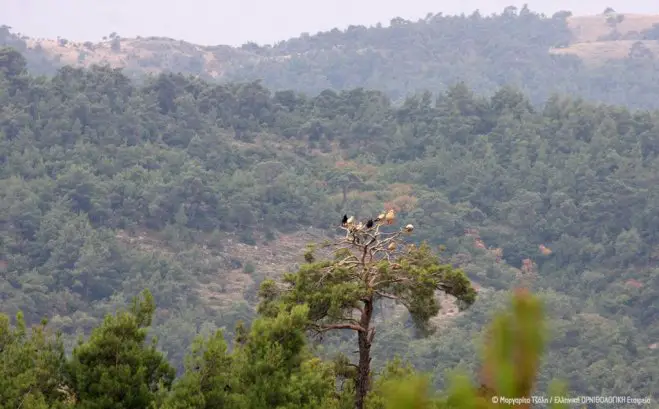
[23, 35, 252, 78]
[5, 7, 659, 110]
[1, 48, 658, 401]
[550, 12, 659, 62]
[566, 13, 659, 43]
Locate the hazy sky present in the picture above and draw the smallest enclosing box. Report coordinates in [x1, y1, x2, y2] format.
[4, 0, 659, 46]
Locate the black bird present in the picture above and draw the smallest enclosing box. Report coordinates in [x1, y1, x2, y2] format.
[366, 219, 374, 229]
[342, 214, 348, 225]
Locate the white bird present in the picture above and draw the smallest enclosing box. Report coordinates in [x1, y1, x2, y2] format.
[404, 224, 414, 233]
[385, 209, 396, 225]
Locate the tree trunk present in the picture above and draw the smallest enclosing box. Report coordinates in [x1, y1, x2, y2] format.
[355, 298, 374, 409]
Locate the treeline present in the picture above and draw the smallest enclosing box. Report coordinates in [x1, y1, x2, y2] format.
[1, 280, 574, 408]
[5, 8, 659, 109]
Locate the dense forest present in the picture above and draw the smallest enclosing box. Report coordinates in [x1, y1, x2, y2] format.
[0, 46, 658, 407]
[5, 7, 659, 110]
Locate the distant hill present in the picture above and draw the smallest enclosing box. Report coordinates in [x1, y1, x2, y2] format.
[9, 11, 659, 72]
[4, 8, 659, 109]
[23, 35, 253, 78]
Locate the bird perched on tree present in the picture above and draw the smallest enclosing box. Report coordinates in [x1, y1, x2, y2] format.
[341, 214, 348, 226]
[366, 219, 374, 229]
[347, 216, 355, 226]
[385, 209, 396, 225]
[387, 242, 397, 251]
[352, 221, 363, 244]
[404, 224, 414, 233]
[375, 212, 386, 223]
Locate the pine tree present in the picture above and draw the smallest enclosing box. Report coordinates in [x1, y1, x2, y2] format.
[165, 304, 338, 409]
[163, 330, 232, 409]
[258, 217, 477, 409]
[0, 313, 69, 409]
[67, 290, 175, 409]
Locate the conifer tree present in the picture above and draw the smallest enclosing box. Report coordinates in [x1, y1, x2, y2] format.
[0, 313, 69, 409]
[165, 304, 338, 409]
[66, 290, 175, 409]
[163, 330, 232, 409]
[258, 217, 477, 409]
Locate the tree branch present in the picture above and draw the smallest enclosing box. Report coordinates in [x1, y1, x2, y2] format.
[373, 276, 410, 288]
[375, 290, 399, 300]
[313, 323, 366, 333]
[337, 259, 360, 268]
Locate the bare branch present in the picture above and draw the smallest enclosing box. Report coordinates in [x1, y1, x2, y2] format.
[313, 323, 366, 333]
[338, 259, 360, 267]
[375, 290, 399, 300]
[317, 270, 334, 287]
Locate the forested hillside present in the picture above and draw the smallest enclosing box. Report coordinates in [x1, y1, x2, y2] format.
[4, 7, 659, 109]
[0, 48, 658, 406]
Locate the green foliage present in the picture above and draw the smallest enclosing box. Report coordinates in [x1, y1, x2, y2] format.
[375, 291, 572, 409]
[165, 304, 338, 409]
[479, 289, 545, 400]
[0, 285, 652, 409]
[232, 305, 338, 409]
[0, 313, 69, 409]
[435, 290, 571, 409]
[0, 47, 657, 403]
[67, 290, 175, 408]
[349, 291, 575, 409]
[263, 241, 475, 334]
[379, 375, 436, 409]
[243, 262, 256, 274]
[259, 226, 476, 409]
[365, 358, 418, 409]
[163, 329, 233, 409]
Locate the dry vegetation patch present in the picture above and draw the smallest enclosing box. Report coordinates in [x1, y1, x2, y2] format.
[551, 13, 659, 64]
[550, 40, 659, 64]
[566, 14, 659, 43]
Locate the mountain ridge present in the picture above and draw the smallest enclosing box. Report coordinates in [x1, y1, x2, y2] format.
[6, 8, 659, 111]
[5, 11, 659, 78]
